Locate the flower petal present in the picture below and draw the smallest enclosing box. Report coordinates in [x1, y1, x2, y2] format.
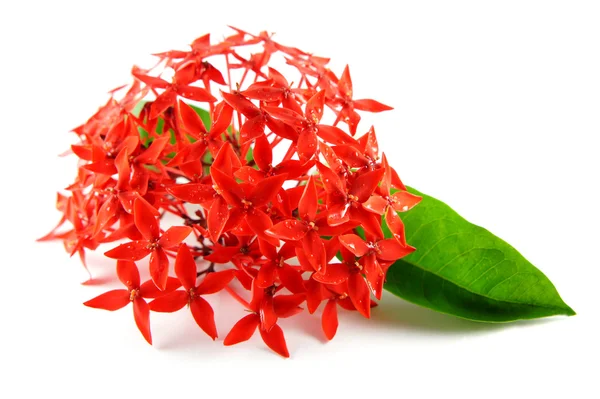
[301, 230, 326, 272]
[391, 190, 422, 212]
[348, 273, 371, 319]
[265, 219, 308, 241]
[338, 234, 369, 257]
[174, 244, 197, 290]
[259, 323, 289, 358]
[207, 196, 230, 242]
[104, 241, 150, 261]
[313, 263, 350, 285]
[190, 296, 218, 340]
[253, 134, 272, 172]
[224, 314, 260, 346]
[148, 291, 188, 312]
[322, 299, 339, 340]
[298, 176, 318, 222]
[149, 248, 170, 291]
[317, 124, 358, 147]
[83, 290, 129, 311]
[278, 264, 306, 294]
[353, 98, 393, 112]
[116, 260, 140, 289]
[167, 183, 215, 204]
[158, 226, 192, 248]
[197, 270, 236, 294]
[256, 262, 276, 288]
[249, 174, 287, 208]
[133, 297, 152, 345]
[377, 239, 416, 261]
[350, 168, 385, 203]
[133, 198, 160, 241]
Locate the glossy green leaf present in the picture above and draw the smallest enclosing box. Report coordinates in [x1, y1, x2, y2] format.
[384, 187, 575, 322]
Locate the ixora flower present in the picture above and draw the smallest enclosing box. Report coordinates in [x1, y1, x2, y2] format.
[41, 27, 574, 358]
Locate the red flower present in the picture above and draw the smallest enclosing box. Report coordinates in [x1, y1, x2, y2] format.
[104, 198, 192, 290]
[83, 260, 179, 344]
[149, 244, 235, 340]
[44, 27, 419, 356]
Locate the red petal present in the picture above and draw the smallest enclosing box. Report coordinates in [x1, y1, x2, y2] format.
[133, 198, 160, 241]
[177, 100, 208, 136]
[253, 134, 272, 172]
[207, 196, 230, 242]
[190, 296, 217, 340]
[260, 295, 278, 332]
[174, 244, 197, 290]
[350, 168, 385, 203]
[221, 91, 261, 118]
[385, 207, 407, 245]
[197, 270, 235, 294]
[114, 149, 131, 191]
[148, 291, 188, 312]
[301, 230, 326, 272]
[349, 207, 383, 239]
[338, 234, 369, 257]
[313, 263, 350, 285]
[212, 142, 243, 175]
[298, 176, 318, 222]
[133, 297, 152, 345]
[177, 85, 217, 103]
[224, 314, 260, 346]
[263, 105, 305, 127]
[362, 195, 388, 215]
[273, 294, 306, 318]
[278, 264, 306, 294]
[332, 145, 370, 168]
[305, 277, 325, 314]
[317, 125, 358, 147]
[150, 89, 177, 119]
[149, 248, 170, 291]
[83, 289, 129, 311]
[391, 191, 422, 212]
[265, 219, 308, 241]
[104, 241, 150, 261]
[353, 98, 393, 112]
[305, 90, 325, 123]
[167, 183, 215, 204]
[322, 299, 339, 340]
[243, 83, 283, 101]
[240, 115, 266, 144]
[377, 239, 416, 261]
[94, 196, 119, 235]
[256, 262, 276, 288]
[259, 323, 289, 358]
[211, 168, 243, 207]
[362, 254, 384, 299]
[116, 260, 140, 289]
[135, 135, 169, 165]
[297, 128, 317, 161]
[158, 226, 192, 248]
[246, 208, 278, 246]
[139, 277, 181, 298]
[338, 65, 353, 98]
[348, 273, 371, 318]
[250, 174, 287, 207]
[316, 161, 345, 195]
[209, 101, 234, 136]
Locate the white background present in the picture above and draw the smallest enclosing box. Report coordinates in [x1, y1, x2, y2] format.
[1, 1, 599, 398]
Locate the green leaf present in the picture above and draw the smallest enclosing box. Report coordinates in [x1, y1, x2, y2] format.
[384, 187, 575, 322]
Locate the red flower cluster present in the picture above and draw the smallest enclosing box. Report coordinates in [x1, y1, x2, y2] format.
[41, 27, 422, 357]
